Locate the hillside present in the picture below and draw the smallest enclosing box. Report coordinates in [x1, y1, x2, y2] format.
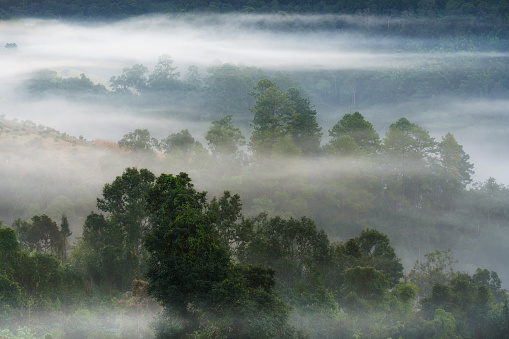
[0, 117, 117, 236]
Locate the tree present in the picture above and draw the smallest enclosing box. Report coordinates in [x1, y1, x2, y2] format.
[110, 64, 149, 94]
[96, 167, 156, 285]
[205, 115, 245, 157]
[29, 215, 64, 255]
[60, 214, 72, 238]
[383, 117, 437, 160]
[326, 112, 380, 155]
[356, 228, 404, 287]
[286, 87, 322, 154]
[144, 172, 229, 333]
[249, 79, 296, 155]
[59, 214, 71, 258]
[79, 212, 124, 291]
[408, 249, 458, 299]
[144, 172, 298, 337]
[208, 191, 248, 256]
[382, 117, 438, 206]
[118, 128, 158, 152]
[343, 266, 389, 311]
[437, 132, 474, 189]
[148, 54, 181, 91]
[205, 63, 265, 118]
[0, 227, 20, 276]
[160, 129, 199, 154]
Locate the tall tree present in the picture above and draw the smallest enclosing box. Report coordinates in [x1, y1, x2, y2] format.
[355, 228, 403, 287]
[28, 215, 63, 256]
[110, 64, 149, 94]
[148, 54, 181, 91]
[118, 128, 158, 153]
[144, 173, 298, 337]
[96, 167, 156, 286]
[326, 111, 380, 155]
[205, 115, 245, 157]
[59, 214, 71, 258]
[249, 79, 296, 155]
[437, 132, 474, 189]
[286, 87, 322, 155]
[160, 129, 200, 154]
[383, 117, 437, 161]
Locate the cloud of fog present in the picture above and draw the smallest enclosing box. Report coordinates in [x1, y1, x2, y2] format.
[1, 14, 507, 81]
[353, 97, 509, 185]
[1, 13, 507, 190]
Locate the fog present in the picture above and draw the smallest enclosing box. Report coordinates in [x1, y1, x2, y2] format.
[2, 15, 507, 74]
[1, 14, 508, 186]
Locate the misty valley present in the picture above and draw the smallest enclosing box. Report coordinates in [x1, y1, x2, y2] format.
[1, 5, 509, 339]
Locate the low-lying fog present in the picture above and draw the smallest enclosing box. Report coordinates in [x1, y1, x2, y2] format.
[1, 13, 508, 185]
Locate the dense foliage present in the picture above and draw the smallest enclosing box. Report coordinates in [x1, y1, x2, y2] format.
[1, 4, 509, 336]
[2, 0, 509, 34]
[1, 166, 508, 338]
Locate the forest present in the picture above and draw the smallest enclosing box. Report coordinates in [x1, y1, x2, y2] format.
[1, 74, 509, 337]
[1, 1, 509, 338]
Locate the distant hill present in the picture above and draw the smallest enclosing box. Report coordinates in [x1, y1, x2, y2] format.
[0, 116, 121, 235]
[1, 0, 508, 38]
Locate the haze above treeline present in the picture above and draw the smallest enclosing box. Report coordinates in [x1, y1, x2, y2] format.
[1, 2, 509, 338]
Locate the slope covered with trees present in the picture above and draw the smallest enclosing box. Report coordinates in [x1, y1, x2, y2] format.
[1, 164, 508, 338]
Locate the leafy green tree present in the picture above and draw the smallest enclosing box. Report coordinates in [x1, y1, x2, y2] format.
[110, 64, 149, 94]
[148, 54, 181, 91]
[383, 117, 437, 160]
[184, 65, 201, 90]
[249, 79, 323, 156]
[144, 172, 214, 324]
[59, 214, 71, 238]
[382, 117, 438, 207]
[144, 173, 298, 337]
[356, 228, 404, 287]
[343, 266, 389, 311]
[160, 129, 200, 154]
[473, 268, 504, 303]
[207, 191, 249, 256]
[392, 282, 418, 314]
[0, 227, 20, 276]
[326, 112, 380, 155]
[0, 271, 21, 312]
[118, 128, 158, 152]
[286, 87, 322, 154]
[59, 214, 71, 258]
[78, 212, 124, 291]
[408, 249, 458, 299]
[437, 132, 474, 189]
[10, 218, 32, 251]
[96, 167, 156, 285]
[249, 79, 296, 155]
[205, 115, 245, 157]
[431, 309, 458, 339]
[27, 215, 63, 255]
[237, 213, 337, 314]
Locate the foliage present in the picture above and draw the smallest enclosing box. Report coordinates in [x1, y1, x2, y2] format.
[160, 129, 199, 155]
[148, 54, 181, 91]
[144, 172, 299, 337]
[326, 112, 380, 155]
[205, 115, 246, 157]
[408, 249, 458, 299]
[110, 64, 149, 94]
[78, 167, 156, 291]
[355, 228, 404, 287]
[118, 129, 158, 153]
[11, 215, 64, 257]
